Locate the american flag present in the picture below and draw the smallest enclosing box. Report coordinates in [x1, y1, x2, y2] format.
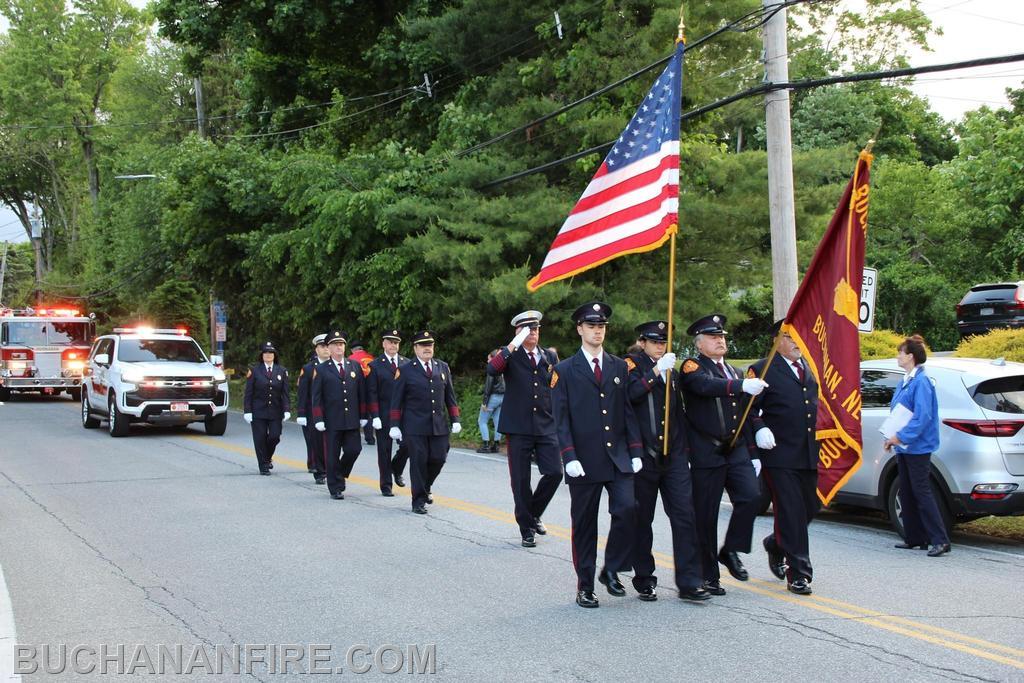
[527, 44, 683, 291]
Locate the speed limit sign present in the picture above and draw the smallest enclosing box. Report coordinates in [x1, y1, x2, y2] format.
[859, 267, 877, 333]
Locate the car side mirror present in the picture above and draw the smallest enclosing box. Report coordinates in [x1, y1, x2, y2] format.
[94, 353, 109, 366]
[210, 354, 223, 367]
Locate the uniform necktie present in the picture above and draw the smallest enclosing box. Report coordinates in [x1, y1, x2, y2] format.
[530, 351, 537, 367]
[390, 357, 397, 373]
[426, 361, 433, 378]
[793, 360, 805, 383]
[265, 365, 272, 377]
[717, 361, 728, 378]
[592, 357, 602, 384]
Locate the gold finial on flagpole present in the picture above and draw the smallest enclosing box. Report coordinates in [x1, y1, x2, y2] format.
[677, 5, 686, 44]
[864, 138, 877, 153]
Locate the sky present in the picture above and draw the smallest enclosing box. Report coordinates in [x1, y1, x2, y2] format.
[1, 0, 1023, 245]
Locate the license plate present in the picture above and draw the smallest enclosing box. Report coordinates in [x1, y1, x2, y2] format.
[170, 402, 189, 412]
[980, 307, 995, 316]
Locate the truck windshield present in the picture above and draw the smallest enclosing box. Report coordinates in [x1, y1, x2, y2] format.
[117, 338, 207, 363]
[1, 321, 93, 346]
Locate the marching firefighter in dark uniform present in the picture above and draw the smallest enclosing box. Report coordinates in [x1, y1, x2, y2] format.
[680, 314, 768, 595]
[626, 321, 710, 603]
[388, 330, 461, 514]
[367, 328, 410, 497]
[487, 310, 562, 548]
[243, 341, 291, 475]
[749, 320, 821, 595]
[551, 301, 643, 609]
[296, 333, 330, 484]
[311, 329, 368, 500]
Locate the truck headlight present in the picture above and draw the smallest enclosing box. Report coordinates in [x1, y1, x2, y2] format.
[213, 370, 226, 383]
[122, 370, 145, 384]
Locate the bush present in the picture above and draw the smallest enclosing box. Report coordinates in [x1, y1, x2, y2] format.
[953, 329, 1024, 362]
[859, 328, 904, 360]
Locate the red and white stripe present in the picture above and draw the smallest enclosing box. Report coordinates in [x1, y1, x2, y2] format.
[528, 140, 679, 290]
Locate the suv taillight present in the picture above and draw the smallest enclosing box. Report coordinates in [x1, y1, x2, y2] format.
[943, 419, 1024, 437]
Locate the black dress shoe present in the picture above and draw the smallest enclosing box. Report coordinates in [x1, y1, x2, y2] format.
[314, 476, 326, 485]
[703, 580, 726, 596]
[894, 542, 928, 549]
[787, 578, 813, 595]
[718, 549, 749, 581]
[426, 493, 434, 504]
[521, 534, 536, 548]
[381, 490, 395, 497]
[636, 586, 657, 602]
[598, 567, 626, 596]
[679, 587, 712, 602]
[412, 505, 428, 514]
[927, 543, 951, 557]
[575, 590, 600, 608]
[259, 470, 271, 476]
[394, 475, 406, 487]
[533, 519, 548, 535]
[763, 537, 787, 580]
[331, 492, 345, 500]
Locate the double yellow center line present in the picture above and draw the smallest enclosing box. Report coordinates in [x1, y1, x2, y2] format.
[188, 434, 1024, 671]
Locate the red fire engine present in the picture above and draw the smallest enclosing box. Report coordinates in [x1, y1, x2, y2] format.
[0, 306, 96, 401]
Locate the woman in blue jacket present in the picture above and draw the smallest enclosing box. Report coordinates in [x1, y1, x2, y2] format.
[882, 335, 951, 557]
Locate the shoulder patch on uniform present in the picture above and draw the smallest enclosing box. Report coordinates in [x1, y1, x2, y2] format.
[625, 357, 636, 372]
[682, 359, 699, 374]
[550, 370, 559, 389]
[746, 367, 756, 379]
[246, 369, 252, 378]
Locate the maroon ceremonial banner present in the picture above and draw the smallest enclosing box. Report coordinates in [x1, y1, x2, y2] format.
[783, 149, 873, 505]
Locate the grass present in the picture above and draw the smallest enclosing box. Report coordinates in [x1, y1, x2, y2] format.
[959, 515, 1024, 542]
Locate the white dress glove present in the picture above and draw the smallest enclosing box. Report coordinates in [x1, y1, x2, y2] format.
[297, 417, 307, 427]
[372, 417, 382, 430]
[359, 419, 367, 427]
[755, 427, 776, 449]
[451, 422, 462, 434]
[655, 353, 676, 374]
[631, 457, 643, 473]
[283, 412, 291, 422]
[565, 460, 586, 478]
[389, 426, 402, 441]
[315, 421, 326, 432]
[751, 458, 762, 478]
[742, 378, 769, 396]
[243, 413, 253, 424]
[510, 326, 531, 349]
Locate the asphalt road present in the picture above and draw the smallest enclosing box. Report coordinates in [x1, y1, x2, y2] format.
[1, 396, 1022, 682]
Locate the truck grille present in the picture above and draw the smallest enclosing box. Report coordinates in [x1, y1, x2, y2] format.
[130, 377, 218, 401]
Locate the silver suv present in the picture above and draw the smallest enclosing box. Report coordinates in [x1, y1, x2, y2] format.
[81, 328, 229, 437]
[833, 357, 1024, 536]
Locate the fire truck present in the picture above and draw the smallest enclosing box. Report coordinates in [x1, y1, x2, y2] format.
[0, 307, 96, 402]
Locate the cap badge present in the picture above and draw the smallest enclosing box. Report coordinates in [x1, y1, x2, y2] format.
[592, 304, 600, 311]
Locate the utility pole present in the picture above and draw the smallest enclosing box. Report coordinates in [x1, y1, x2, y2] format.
[194, 77, 206, 139]
[762, 0, 799, 318]
[0, 241, 9, 305]
[30, 207, 43, 306]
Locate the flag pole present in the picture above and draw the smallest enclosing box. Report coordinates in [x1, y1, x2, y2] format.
[662, 9, 686, 457]
[728, 325, 782, 450]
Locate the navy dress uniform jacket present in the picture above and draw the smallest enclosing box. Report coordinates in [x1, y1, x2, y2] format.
[749, 355, 820, 470]
[296, 358, 322, 420]
[367, 355, 407, 430]
[625, 353, 687, 459]
[389, 358, 460, 436]
[486, 346, 557, 436]
[243, 363, 291, 420]
[311, 358, 368, 431]
[551, 350, 643, 484]
[680, 354, 757, 468]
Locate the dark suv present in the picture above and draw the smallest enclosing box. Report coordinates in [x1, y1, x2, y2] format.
[956, 282, 1024, 338]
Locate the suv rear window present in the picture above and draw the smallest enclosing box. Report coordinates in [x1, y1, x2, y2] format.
[117, 339, 207, 363]
[960, 285, 1019, 305]
[971, 376, 1024, 414]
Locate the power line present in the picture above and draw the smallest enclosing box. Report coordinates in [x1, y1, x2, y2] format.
[479, 50, 1024, 189]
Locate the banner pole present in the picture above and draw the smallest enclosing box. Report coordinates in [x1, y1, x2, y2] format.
[728, 328, 781, 450]
[662, 227, 678, 456]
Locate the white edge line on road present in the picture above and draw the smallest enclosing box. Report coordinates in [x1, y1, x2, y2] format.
[0, 561, 22, 681]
